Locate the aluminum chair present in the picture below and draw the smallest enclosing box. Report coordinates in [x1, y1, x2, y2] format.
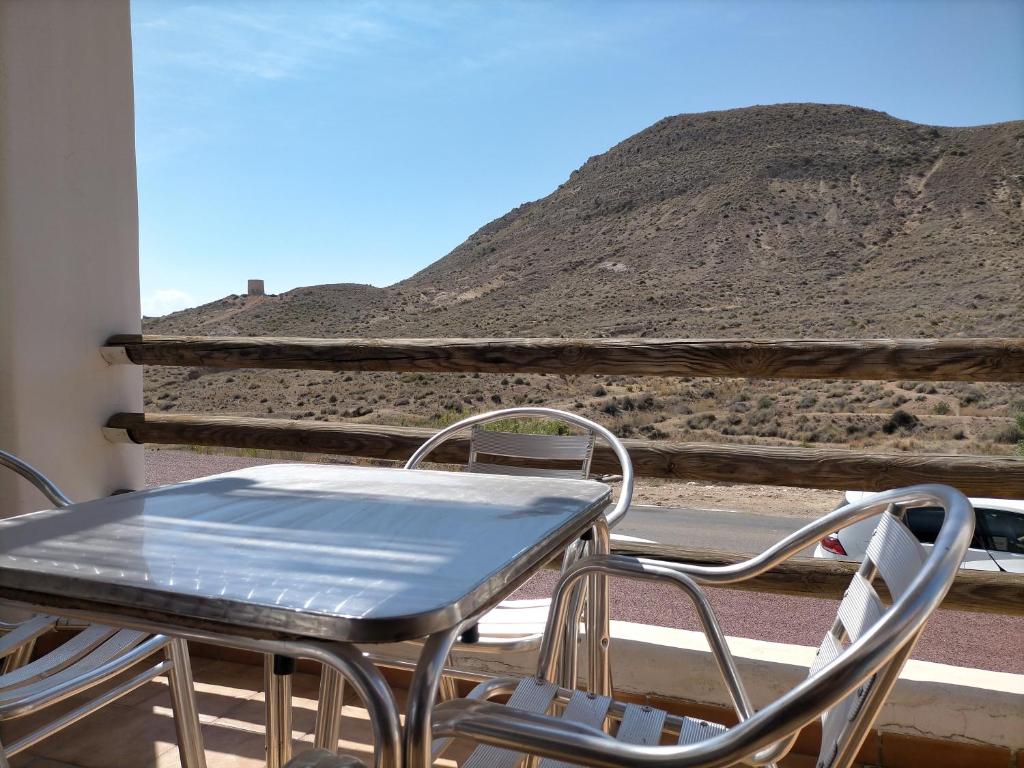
[308, 407, 634, 757]
[0, 450, 206, 768]
[429, 484, 974, 768]
[406, 407, 633, 687]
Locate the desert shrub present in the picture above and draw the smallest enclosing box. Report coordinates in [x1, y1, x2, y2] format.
[482, 418, 571, 436]
[932, 400, 951, 415]
[797, 394, 817, 409]
[990, 422, 1023, 445]
[686, 413, 717, 430]
[640, 424, 668, 439]
[882, 409, 919, 435]
[592, 385, 607, 397]
[960, 387, 984, 406]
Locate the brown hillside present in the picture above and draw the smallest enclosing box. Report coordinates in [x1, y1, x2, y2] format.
[147, 104, 1024, 339]
[143, 104, 1023, 459]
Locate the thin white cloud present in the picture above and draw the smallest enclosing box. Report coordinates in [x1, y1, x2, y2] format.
[142, 289, 194, 317]
[133, 2, 395, 81]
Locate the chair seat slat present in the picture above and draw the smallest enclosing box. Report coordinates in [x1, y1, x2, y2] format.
[0, 625, 117, 691]
[810, 632, 844, 676]
[838, 573, 885, 642]
[0, 616, 57, 664]
[463, 679, 558, 768]
[0, 629, 148, 704]
[865, 513, 926, 598]
[538, 690, 612, 768]
[616, 703, 668, 745]
[470, 463, 588, 480]
[677, 716, 727, 746]
[471, 430, 594, 461]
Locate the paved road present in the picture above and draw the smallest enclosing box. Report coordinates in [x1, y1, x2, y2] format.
[618, 504, 809, 554]
[146, 450, 1023, 675]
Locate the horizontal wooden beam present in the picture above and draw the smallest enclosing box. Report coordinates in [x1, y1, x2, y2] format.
[105, 335, 1024, 382]
[106, 412, 1024, 498]
[609, 542, 1024, 617]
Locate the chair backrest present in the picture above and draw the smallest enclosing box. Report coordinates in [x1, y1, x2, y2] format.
[468, 426, 596, 480]
[404, 407, 634, 528]
[807, 492, 970, 768]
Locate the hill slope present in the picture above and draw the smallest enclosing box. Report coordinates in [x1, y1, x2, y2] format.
[142, 105, 1023, 457]
[148, 103, 1024, 339]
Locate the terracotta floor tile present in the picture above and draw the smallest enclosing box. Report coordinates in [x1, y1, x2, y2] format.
[116, 656, 214, 709]
[25, 703, 179, 767]
[154, 719, 306, 768]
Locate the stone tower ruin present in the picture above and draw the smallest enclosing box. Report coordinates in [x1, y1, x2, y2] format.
[247, 279, 265, 296]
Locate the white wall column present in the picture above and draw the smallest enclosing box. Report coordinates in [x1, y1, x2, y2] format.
[0, 0, 143, 515]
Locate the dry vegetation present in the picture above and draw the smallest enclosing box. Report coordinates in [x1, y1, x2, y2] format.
[144, 366, 1022, 457]
[144, 104, 1024, 457]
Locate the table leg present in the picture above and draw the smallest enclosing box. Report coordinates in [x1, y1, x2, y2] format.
[264, 654, 294, 768]
[314, 666, 346, 751]
[165, 637, 208, 768]
[403, 625, 462, 768]
[587, 517, 612, 697]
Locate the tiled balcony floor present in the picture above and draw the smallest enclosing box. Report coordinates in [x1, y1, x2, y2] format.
[5, 656, 471, 768]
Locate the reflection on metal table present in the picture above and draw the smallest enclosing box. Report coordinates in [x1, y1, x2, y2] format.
[0, 463, 612, 768]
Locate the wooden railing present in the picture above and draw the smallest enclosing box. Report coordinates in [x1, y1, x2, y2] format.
[103, 334, 1024, 616]
[106, 412, 1024, 498]
[107, 335, 1024, 381]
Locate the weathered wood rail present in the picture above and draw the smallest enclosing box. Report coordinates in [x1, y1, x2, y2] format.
[606, 543, 1024, 617]
[105, 335, 1024, 382]
[106, 413, 1024, 498]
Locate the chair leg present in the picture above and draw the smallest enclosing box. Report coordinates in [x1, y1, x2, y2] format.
[164, 637, 207, 768]
[437, 669, 459, 702]
[313, 666, 346, 751]
[265, 654, 294, 768]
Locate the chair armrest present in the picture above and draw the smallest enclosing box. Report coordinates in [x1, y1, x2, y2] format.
[434, 697, 633, 767]
[539, 555, 756, 725]
[630, 486, 949, 586]
[0, 450, 71, 508]
[434, 697, 763, 768]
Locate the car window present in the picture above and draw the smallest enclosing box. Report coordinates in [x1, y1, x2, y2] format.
[904, 507, 985, 549]
[976, 508, 1024, 554]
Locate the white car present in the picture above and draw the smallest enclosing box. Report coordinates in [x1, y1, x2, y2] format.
[814, 491, 1024, 573]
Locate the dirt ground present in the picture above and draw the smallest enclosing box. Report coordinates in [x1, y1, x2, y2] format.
[630, 478, 840, 517]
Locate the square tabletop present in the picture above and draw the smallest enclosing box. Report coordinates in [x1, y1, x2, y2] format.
[0, 464, 610, 643]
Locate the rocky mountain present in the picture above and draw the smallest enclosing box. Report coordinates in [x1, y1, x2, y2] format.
[141, 105, 1024, 457]
[147, 103, 1023, 341]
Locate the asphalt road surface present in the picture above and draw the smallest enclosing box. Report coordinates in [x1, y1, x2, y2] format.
[147, 450, 1023, 675]
[617, 504, 809, 554]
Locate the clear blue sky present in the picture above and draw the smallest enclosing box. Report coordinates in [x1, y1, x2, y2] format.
[131, 0, 1024, 316]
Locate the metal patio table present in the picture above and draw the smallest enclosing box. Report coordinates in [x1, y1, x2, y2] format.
[0, 463, 612, 768]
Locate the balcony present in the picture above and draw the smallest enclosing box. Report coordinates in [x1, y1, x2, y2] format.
[7, 333, 1016, 767]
